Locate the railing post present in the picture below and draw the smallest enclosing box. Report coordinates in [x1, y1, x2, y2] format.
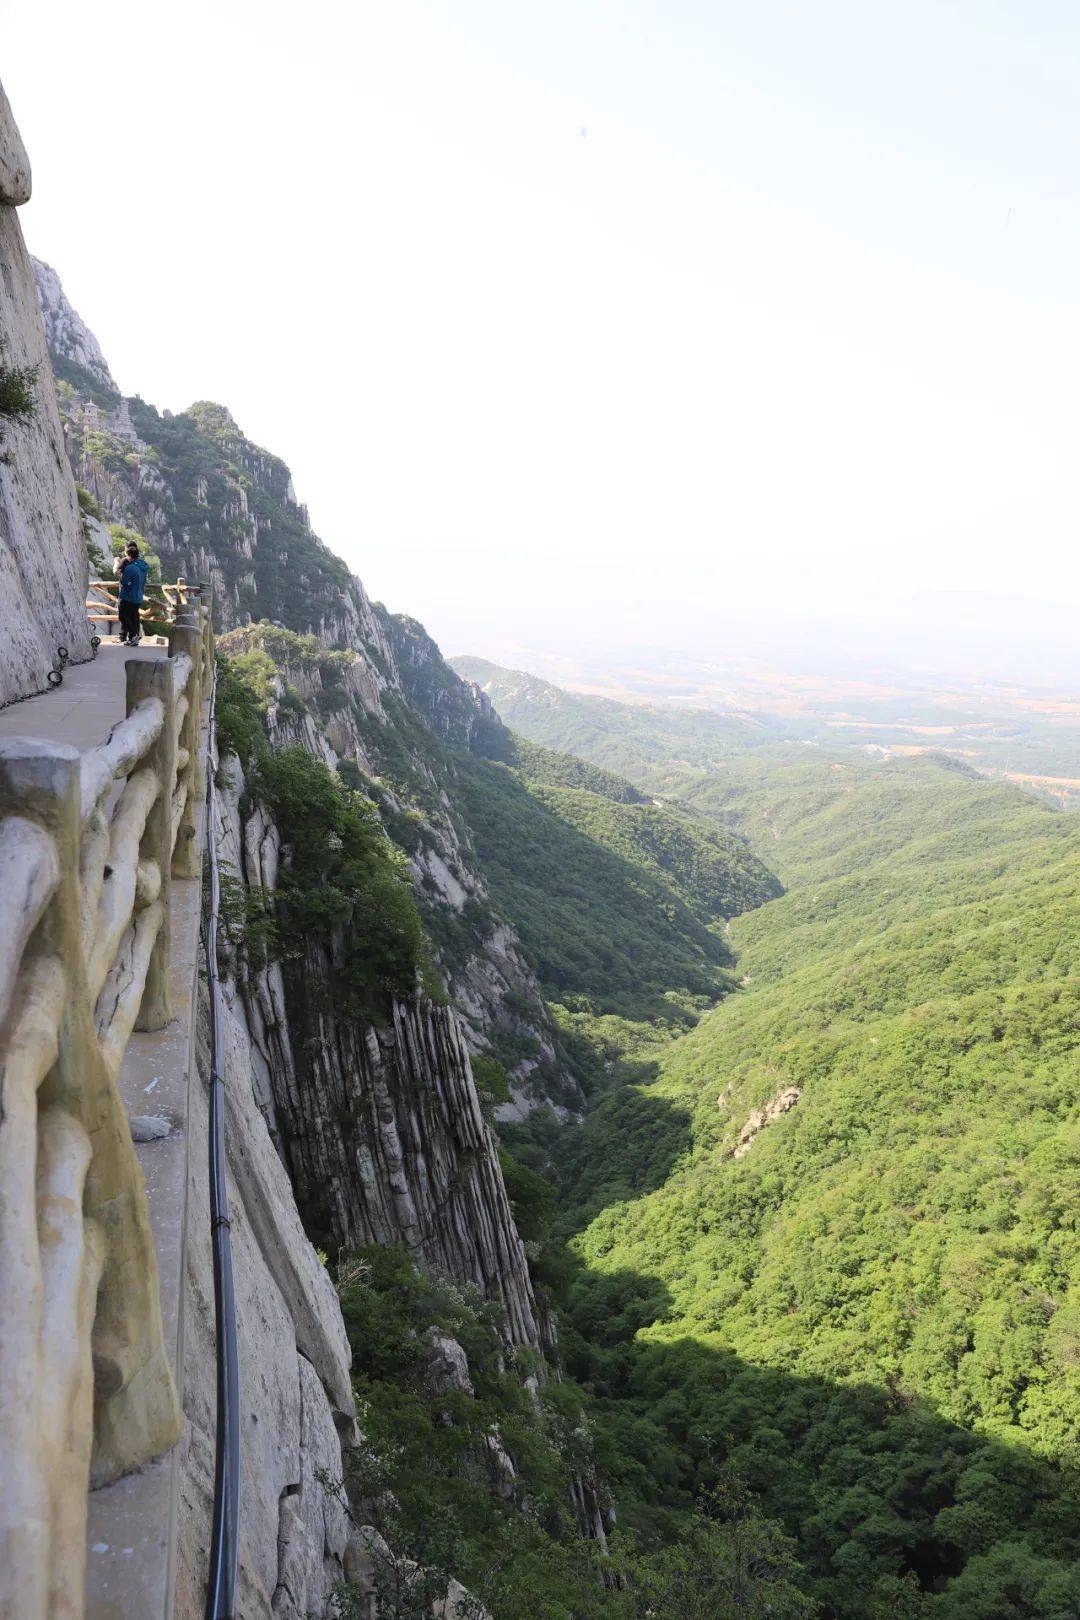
[0, 740, 92, 1620]
[197, 582, 215, 685]
[126, 659, 176, 1030]
[170, 618, 202, 880]
[0, 735, 181, 1613]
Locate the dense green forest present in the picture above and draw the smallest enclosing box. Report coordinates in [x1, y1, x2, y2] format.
[331, 1245, 815, 1619]
[529, 755, 1080, 1618]
[448, 747, 779, 1038]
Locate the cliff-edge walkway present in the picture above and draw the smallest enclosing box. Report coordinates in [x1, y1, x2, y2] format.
[0, 611, 212, 1620]
[0, 643, 170, 746]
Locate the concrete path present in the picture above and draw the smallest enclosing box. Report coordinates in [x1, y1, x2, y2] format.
[0, 639, 166, 751]
[1, 634, 202, 1620]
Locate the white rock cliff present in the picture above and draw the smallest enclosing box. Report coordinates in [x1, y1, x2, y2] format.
[0, 84, 90, 705]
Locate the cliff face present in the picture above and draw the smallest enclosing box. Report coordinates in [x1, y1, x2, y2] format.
[217, 755, 546, 1356]
[34, 273, 575, 1113]
[23, 264, 566, 1606]
[175, 737, 546, 1618]
[177, 966, 356, 1619]
[34, 259, 119, 395]
[0, 93, 90, 705]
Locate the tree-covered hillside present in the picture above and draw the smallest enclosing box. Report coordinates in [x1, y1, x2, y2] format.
[453, 656, 780, 777]
[543, 758, 1080, 1617]
[333, 628, 782, 1060]
[215, 619, 780, 1087]
[450, 747, 779, 1036]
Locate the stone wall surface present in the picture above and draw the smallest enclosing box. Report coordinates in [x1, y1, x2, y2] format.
[0, 85, 90, 706]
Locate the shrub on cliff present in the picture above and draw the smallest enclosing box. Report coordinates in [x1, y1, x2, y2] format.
[214, 650, 435, 1013]
[0, 347, 36, 427]
[214, 653, 267, 768]
[258, 746, 430, 1012]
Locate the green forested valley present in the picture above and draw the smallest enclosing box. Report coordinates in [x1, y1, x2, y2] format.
[531, 753, 1080, 1618]
[217, 615, 1080, 1618]
[120, 399, 1080, 1618]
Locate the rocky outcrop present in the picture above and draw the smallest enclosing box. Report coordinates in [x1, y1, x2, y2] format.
[728, 1084, 801, 1158]
[424, 1330, 475, 1399]
[344, 1528, 492, 1620]
[210, 750, 545, 1352]
[274, 990, 543, 1352]
[381, 612, 509, 758]
[0, 86, 90, 705]
[33, 259, 118, 394]
[0, 81, 31, 205]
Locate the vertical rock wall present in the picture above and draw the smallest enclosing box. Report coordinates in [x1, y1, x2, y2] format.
[175, 978, 358, 1620]
[275, 994, 545, 1354]
[0, 81, 90, 705]
[176, 754, 546, 1617]
[216, 757, 546, 1357]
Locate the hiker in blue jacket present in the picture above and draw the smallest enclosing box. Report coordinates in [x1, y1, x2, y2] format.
[115, 539, 149, 644]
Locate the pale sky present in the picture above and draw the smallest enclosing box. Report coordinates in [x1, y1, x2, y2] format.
[6, 1, 1080, 673]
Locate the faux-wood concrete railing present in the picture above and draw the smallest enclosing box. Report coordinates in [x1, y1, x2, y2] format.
[0, 591, 212, 1620]
[86, 576, 203, 637]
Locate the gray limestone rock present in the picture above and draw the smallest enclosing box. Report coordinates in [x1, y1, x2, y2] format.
[128, 1113, 171, 1141]
[32, 258, 118, 393]
[0, 80, 30, 205]
[731, 1085, 802, 1159]
[0, 85, 91, 705]
[423, 1329, 474, 1399]
[266, 988, 545, 1355]
[174, 975, 355, 1620]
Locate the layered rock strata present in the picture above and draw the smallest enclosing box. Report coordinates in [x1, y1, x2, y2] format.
[216, 754, 544, 1355]
[274, 990, 544, 1353]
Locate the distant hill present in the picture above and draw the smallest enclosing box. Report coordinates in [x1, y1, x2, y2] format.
[455, 655, 1080, 807]
[453, 655, 779, 779]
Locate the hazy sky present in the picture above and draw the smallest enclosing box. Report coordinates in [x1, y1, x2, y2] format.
[7, 1, 1080, 670]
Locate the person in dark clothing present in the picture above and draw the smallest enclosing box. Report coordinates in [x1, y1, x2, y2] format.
[115, 540, 149, 644]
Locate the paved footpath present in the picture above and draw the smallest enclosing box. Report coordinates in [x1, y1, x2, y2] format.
[2, 634, 202, 1620]
[0, 639, 165, 751]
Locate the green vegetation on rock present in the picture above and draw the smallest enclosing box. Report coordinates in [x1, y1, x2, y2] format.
[214, 653, 431, 1015]
[126, 396, 351, 625]
[0, 346, 37, 427]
